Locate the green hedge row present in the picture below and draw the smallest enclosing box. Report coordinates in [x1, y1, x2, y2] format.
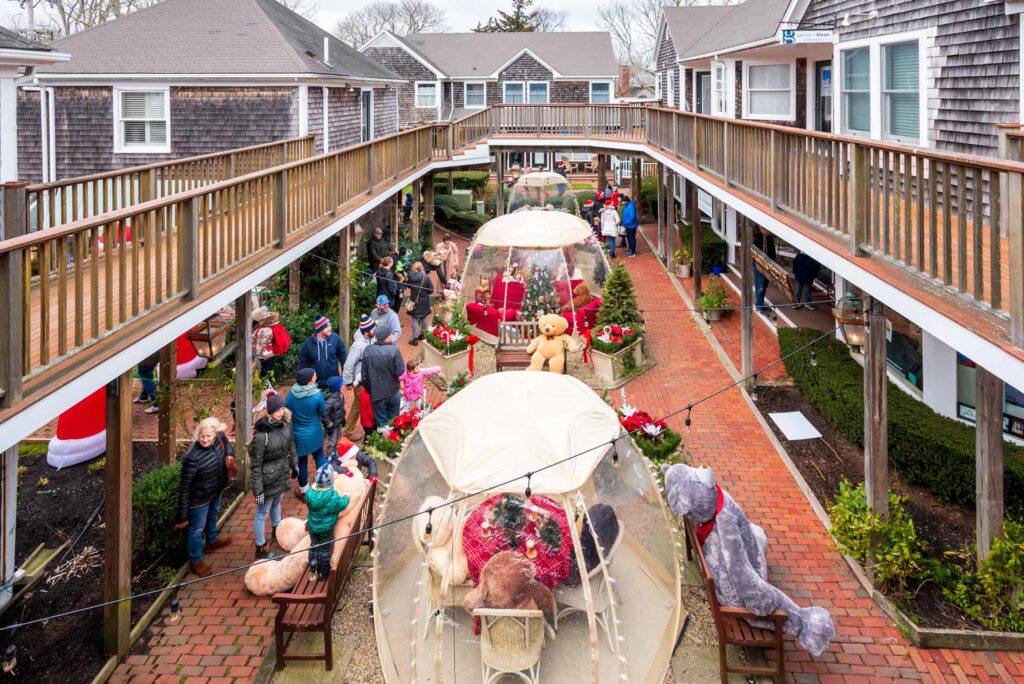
[435, 205, 485, 235]
[779, 328, 1024, 515]
[433, 171, 490, 193]
[677, 221, 727, 273]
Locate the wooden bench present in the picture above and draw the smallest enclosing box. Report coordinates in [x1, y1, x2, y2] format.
[495, 321, 539, 373]
[684, 519, 787, 684]
[272, 479, 377, 671]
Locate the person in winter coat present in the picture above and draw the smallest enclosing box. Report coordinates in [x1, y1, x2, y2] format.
[284, 367, 327, 500]
[600, 200, 622, 258]
[135, 350, 161, 415]
[296, 314, 346, 390]
[174, 417, 234, 577]
[400, 358, 441, 412]
[342, 316, 376, 441]
[620, 194, 639, 257]
[405, 261, 434, 345]
[324, 376, 345, 459]
[252, 308, 287, 379]
[250, 394, 297, 559]
[305, 463, 350, 582]
[366, 227, 390, 269]
[369, 295, 402, 344]
[375, 256, 400, 308]
[333, 436, 380, 483]
[433, 233, 459, 285]
[792, 252, 822, 310]
[361, 324, 406, 427]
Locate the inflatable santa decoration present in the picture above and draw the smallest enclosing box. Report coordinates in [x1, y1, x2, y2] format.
[47, 388, 107, 469]
[176, 333, 207, 379]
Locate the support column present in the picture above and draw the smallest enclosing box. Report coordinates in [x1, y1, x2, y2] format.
[104, 371, 132, 657]
[656, 163, 664, 260]
[340, 227, 351, 345]
[392, 192, 401, 251]
[690, 180, 702, 300]
[976, 364, 1005, 562]
[495, 149, 505, 217]
[864, 297, 889, 520]
[633, 156, 643, 196]
[740, 216, 754, 388]
[662, 168, 673, 263]
[234, 292, 253, 493]
[288, 262, 300, 311]
[157, 339, 177, 466]
[424, 174, 435, 232]
[411, 178, 421, 245]
[0, 446, 15, 610]
[596, 155, 606, 190]
[446, 170, 454, 194]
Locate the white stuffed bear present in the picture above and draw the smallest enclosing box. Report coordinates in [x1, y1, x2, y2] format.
[412, 496, 469, 587]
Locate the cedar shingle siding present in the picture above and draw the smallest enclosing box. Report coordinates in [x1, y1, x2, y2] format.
[373, 87, 398, 138]
[802, 0, 1020, 157]
[308, 87, 324, 153]
[655, 32, 677, 107]
[363, 46, 437, 128]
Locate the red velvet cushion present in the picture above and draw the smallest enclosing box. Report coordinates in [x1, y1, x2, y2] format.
[505, 282, 526, 309]
[466, 302, 499, 336]
[554, 280, 571, 307]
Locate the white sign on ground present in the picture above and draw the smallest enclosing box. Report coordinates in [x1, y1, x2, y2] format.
[769, 411, 822, 441]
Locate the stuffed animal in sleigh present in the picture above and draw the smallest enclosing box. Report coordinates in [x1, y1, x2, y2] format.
[661, 463, 835, 656]
[526, 313, 578, 374]
[463, 551, 555, 626]
[562, 281, 593, 312]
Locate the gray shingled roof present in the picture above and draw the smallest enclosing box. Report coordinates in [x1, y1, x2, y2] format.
[38, 0, 400, 80]
[0, 26, 52, 52]
[678, 0, 794, 60]
[662, 6, 733, 62]
[401, 32, 618, 79]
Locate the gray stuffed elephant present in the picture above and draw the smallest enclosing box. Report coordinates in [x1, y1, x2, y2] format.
[663, 463, 835, 656]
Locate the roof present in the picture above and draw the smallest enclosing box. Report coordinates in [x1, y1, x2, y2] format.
[676, 0, 795, 61]
[38, 0, 400, 80]
[0, 26, 52, 52]
[661, 5, 733, 61]
[400, 31, 619, 79]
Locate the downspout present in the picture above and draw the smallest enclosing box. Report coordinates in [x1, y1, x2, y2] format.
[322, 86, 329, 153]
[35, 85, 48, 184]
[46, 86, 55, 181]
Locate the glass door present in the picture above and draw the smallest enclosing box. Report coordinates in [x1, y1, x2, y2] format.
[361, 90, 373, 142]
[695, 72, 711, 114]
[814, 60, 832, 133]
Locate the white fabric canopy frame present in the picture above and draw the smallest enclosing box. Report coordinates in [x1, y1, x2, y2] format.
[514, 171, 569, 188]
[473, 212, 593, 249]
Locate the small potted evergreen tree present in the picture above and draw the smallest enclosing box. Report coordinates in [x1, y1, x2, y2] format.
[590, 264, 645, 383]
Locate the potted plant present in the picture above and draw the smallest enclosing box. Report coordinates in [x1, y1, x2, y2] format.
[697, 277, 731, 322]
[422, 302, 475, 383]
[590, 264, 646, 384]
[673, 246, 692, 278]
[617, 393, 683, 463]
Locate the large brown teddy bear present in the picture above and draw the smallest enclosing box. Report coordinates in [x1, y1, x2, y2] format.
[463, 551, 555, 625]
[526, 313, 578, 374]
[562, 282, 592, 312]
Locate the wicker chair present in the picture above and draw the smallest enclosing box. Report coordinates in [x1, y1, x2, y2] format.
[555, 526, 624, 650]
[475, 608, 547, 684]
[413, 530, 473, 639]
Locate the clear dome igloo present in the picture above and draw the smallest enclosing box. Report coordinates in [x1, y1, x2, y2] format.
[461, 212, 611, 343]
[508, 171, 581, 215]
[371, 372, 682, 684]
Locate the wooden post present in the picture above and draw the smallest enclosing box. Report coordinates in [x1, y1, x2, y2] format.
[104, 371, 132, 657]
[633, 156, 643, 195]
[863, 297, 889, 521]
[446, 170, 454, 194]
[999, 130, 1023, 345]
[411, 177, 421, 244]
[690, 180, 702, 300]
[976, 363, 1005, 562]
[288, 262, 300, 311]
[340, 228, 351, 345]
[495, 149, 505, 217]
[367, 144, 376, 195]
[850, 143, 869, 257]
[392, 191, 401, 251]
[157, 340, 177, 466]
[0, 446, 16, 610]
[424, 174, 435, 230]
[596, 155, 606, 190]
[181, 196, 200, 301]
[740, 216, 754, 388]
[273, 169, 287, 249]
[0, 182, 26, 408]
[662, 169, 673, 261]
[656, 162, 664, 260]
[234, 292, 253, 493]
[768, 129, 778, 212]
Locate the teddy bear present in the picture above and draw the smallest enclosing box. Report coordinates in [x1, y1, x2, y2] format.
[463, 551, 555, 627]
[562, 282, 592, 312]
[412, 496, 470, 587]
[474, 277, 491, 306]
[661, 463, 835, 656]
[526, 313, 579, 374]
[244, 460, 370, 596]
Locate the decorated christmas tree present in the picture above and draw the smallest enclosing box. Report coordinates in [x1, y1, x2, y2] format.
[597, 264, 644, 333]
[520, 266, 559, 321]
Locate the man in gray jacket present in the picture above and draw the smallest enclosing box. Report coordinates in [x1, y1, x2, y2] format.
[341, 315, 376, 441]
[360, 323, 405, 427]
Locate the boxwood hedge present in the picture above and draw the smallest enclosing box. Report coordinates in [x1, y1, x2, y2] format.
[677, 221, 727, 273]
[779, 328, 1024, 515]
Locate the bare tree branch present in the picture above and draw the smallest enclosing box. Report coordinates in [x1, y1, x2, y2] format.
[276, 0, 321, 21]
[534, 8, 568, 32]
[333, 0, 448, 47]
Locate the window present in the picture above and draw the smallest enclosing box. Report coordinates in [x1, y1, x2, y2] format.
[464, 82, 486, 108]
[590, 81, 611, 104]
[744, 63, 795, 120]
[528, 82, 548, 104]
[695, 72, 711, 114]
[666, 68, 674, 108]
[883, 41, 920, 142]
[360, 90, 373, 142]
[712, 62, 727, 116]
[415, 82, 436, 108]
[503, 82, 525, 104]
[842, 47, 870, 134]
[654, 71, 661, 100]
[115, 89, 169, 153]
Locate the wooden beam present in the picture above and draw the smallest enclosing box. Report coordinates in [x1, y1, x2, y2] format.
[662, 169, 673, 262]
[339, 228, 351, 346]
[411, 177, 421, 244]
[863, 297, 889, 521]
[656, 163, 664, 260]
[288, 262, 300, 311]
[976, 363, 1004, 562]
[495, 149, 505, 217]
[633, 156, 642, 196]
[0, 446, 17, 610]
[740, 216, 754, 388]
[104, 371, 132, 657]
[0, 182, 26, 408]
[157, 339, 177, 466]
[596, 155, 606, 190]
[424, 173, 434, 231]
[234, 292, 253, 493]
[690, 180, 702, 300]
[392, 192, 401, 251]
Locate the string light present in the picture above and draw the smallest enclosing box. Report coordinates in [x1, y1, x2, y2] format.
[168, 594, 182, 625]
[1, 643, 14, 674]
[611, 442, 620, 467]
[524, 473, 532, 500]
[424, 508, 434, 540]
[684, 406, 692, 433]
[810, 348, 817, 367]
[750, 374, 759, 402]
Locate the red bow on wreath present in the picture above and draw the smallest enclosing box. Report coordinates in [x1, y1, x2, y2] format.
[466, 334, 480, 375]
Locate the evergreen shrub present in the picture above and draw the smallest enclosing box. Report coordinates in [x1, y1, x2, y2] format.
[678, 221, 727, 274]
[134, 461, 185, 557]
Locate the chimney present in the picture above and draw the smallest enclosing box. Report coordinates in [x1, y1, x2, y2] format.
[618, 65, 631, 97]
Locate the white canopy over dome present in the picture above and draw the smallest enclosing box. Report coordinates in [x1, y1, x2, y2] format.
[473, 212, 592, 249]
[515, 171, 568, 187]
[416, 372, 620, 494]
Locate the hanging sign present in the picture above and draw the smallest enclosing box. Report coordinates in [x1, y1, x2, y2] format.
[781, 29, 834, 44]
[697, 189, 713, 217]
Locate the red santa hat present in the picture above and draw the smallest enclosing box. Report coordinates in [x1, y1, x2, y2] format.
[47, 388, 107, 468]
[335, 437, 360, 463]
[604, 199, 614, 207]
[176, 334, 207, 379]
[583, 199, 594, 207]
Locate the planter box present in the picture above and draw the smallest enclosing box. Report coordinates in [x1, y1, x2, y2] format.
[591, 338, 644, 384]
[422, 342, 470, 383]
[703, 308, 721, 322]
[675, 263, 692, 278]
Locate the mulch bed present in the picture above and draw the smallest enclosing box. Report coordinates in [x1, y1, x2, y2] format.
[756, 385, 981, 630]
[1, 443, 173, 681]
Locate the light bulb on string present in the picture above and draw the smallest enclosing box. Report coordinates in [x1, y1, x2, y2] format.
[2, 643, 15, 674]
[168, 594, 182, 625]
[424, 508, 433, 540]
[524, 473, 532, 500]
[810, 348, 817, 367]
[750, 374, 759, 402]
[611, 441, 620, 468]
[684, 407, 692, 434]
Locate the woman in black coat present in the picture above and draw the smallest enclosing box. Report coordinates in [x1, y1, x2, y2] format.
[375, 256, 399, 307]
[405, 261, 434, 345]
[250, 394, 298, 559]
[175, 417, 234, 577]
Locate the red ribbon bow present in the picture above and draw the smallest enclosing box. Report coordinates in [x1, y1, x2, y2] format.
[467, 334, 480, 375]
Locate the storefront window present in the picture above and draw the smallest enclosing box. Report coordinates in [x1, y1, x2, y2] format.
[842, 47, 870, 134]
[957, 355, 1024, 438]
[883, 40, 920, 142]
[745, 63, 794, 120]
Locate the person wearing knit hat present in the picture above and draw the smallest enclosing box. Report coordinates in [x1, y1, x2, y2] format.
[369, 295, 402, 345]
[252, 307, 288, 379]
[341, 314, 377, 441]
[284, 368, 327, 500]
[324, 376, 345, 460]
[305, 463, 350, 581]
[361, 321, 406, 427]
[600, 196, 622, 258]
[296, 312, 346, 390]
[250, 391, 295, 559]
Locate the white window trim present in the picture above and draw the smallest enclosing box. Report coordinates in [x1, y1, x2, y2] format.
[113, 85, 170, 154]
[655, 71, 661, 101]
[463, 81, 487, 109]
[589, 80, 612, 104]
[414, 81, 438, 109]
[742, 60, 797, 122]
[666, 67, 675, 108]
[833, 28, 930, 147]
[711, 61, 732, 118]
[679, 68, 686, 111]
[502, 81, 525, 104]
[527, 80, 549, 104]
[360, 87, 374, 143]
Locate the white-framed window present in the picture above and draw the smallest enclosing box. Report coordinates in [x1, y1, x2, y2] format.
[360, 89, 374, 143]
[503, 82, 525, 104]
[464, 81, 486, 108]
[883, 41, 920, 143]
[655, 71, 661, 101]
[841, 47, 870, 135]
[114, 87, 170, 153]
[743, 61, 796, 121]
[590, 81, 612, 104]
[712, 62, 728, 116]
[666, 67, 674, 107]
[528, 81, 549, 104]
[414, 81, 437, 108]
